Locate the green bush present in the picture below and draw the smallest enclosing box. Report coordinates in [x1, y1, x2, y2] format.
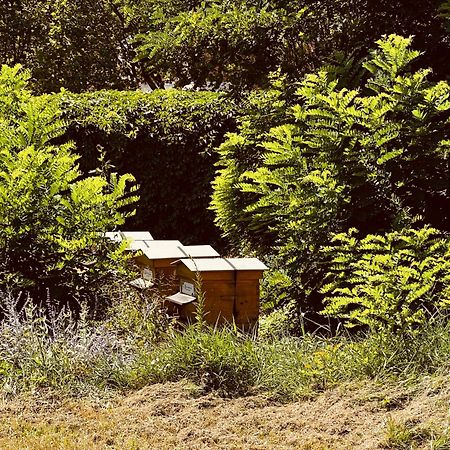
[0, 65, 138, 308]
[212, 35, 450, 319]
[322, 227, 450, 333]
[57, 89, 236, 247]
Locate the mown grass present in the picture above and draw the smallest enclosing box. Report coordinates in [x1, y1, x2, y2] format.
[0, 290, 450, 400]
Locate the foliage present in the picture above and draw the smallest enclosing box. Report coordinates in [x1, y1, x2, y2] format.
[3, 281, 450, 399]
[57, 88, 236, 246]
[131, 0, 450, 91]
[440, 0, 450, 29]
[0, 0, 448, 93]
[0, 0, 135, 93]
[211, 35, 450, 318]
[132, 0, 308, 91]
[0, 65, 138, 307]
[382, 418, 450, 450]
[322, 227, 450, 333]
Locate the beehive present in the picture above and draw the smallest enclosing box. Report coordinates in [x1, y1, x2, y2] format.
[104, 231, 156, 290]
[167, 257, 267, 329]
[134, 241, 220, 280]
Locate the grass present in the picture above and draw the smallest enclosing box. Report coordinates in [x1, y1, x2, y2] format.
[0, 289, 450, 400]
[383, 418, 450, 449]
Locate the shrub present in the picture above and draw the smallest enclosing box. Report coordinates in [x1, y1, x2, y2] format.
[322, 227, 450, 333]
[211, 35, 450, 319]
[0, 65, 138, 308]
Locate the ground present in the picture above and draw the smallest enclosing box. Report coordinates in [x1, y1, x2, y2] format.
[0, 378, 448, 449]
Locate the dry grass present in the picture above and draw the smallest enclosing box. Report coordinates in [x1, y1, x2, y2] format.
[0, 377, 448, 450]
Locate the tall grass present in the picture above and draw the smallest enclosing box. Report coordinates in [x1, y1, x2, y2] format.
[0, 289, 449, 399]
[0, 289, 169, 396]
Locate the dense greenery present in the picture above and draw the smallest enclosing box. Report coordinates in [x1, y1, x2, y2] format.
[0, 65, 138, 308]
[0, 0, 450, 348]
[212, 35, 450, 327]
[132, 0, 450, 91]
[57, 89, 236, 246]
[0, 0, 137, 93]
[322, 227, 450, 333]
[1, 1, 448, 93]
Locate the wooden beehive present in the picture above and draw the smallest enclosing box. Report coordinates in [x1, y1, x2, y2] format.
[167, 257, 267, 329]
[135, 242, 219, 277]
[227, 258, 267, 329]
[132, 241, 220, 295]
[105, 231, 156, 290]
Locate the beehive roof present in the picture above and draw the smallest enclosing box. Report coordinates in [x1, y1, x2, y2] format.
[182, 245, 220, 258]
[140, 242, 220, 260]
[120, 231, 154, 241]
[175, 257, 267, 272]
[225, 258, 268, 271]
[141, 240, 185, 259]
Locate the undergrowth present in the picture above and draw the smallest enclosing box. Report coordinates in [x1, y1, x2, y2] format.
[0, 290, 449, 400]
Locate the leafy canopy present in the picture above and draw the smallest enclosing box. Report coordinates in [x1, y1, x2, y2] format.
[131, 0, 450, 91]
[0, 0, 135, 93]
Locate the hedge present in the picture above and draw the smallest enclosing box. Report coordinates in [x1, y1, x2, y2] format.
[56, 89, 237, 249]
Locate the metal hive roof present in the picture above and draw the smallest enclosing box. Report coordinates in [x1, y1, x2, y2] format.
[181, 245, 220, 258]
[175, 257, 267, 272]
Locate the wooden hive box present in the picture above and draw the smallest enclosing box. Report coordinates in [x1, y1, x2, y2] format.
[226, 258, 267, 330]
[132, 241, 220, 295]
[168, 258, 267, 329]
[104, 230, 155, 289]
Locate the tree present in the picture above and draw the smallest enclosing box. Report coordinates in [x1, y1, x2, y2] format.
[131, 0, 450, 91]
[0, 65, 139, 308]
[211, 35, 450, 318]
[0, 0, 137, 93]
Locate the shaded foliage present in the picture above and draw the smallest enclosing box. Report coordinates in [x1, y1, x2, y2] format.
[57, 89, 237, 248]
[131, 0, 450, 91]
[0, 0, 136, 93]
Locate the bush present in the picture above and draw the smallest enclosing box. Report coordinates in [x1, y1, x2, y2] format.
[57, 89, 237, 248]
[322, 227, 450, 333]
[211, 35, 450, 319]
[0, 65, 138, 309]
